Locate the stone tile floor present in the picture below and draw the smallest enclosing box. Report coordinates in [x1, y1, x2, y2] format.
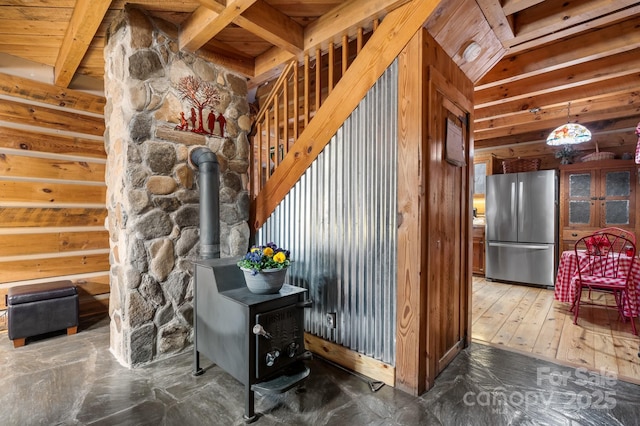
[1, 315, 640, 425]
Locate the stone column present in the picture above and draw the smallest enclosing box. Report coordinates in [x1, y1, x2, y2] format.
[103, 6, 251, 366]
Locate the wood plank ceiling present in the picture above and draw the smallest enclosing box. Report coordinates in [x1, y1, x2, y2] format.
[0, 0, 638, 149]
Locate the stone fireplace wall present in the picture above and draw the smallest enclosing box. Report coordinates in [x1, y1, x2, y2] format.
[103, 7, 251, 367]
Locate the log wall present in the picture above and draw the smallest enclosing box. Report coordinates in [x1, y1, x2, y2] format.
[0, 72, 109, 322]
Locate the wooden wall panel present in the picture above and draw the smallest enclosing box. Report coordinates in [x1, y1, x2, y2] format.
[0, 72, 105, 114]
[0, 231, 109, 256]
[304, 333, 395, 387]
[0, 98, 105, 136]
[396, 29, 428, 396]
[0, 253, 110, 283]
[0, 154, 105, 182]
[0, 73, 109, 321]
[0, 207, 106, 227]
[0, 126, 105, 159]
[0, 181, 106, 204]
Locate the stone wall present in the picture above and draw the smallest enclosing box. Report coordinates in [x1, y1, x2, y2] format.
[103, 6, 251, 367]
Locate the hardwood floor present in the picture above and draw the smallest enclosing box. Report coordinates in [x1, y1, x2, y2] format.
[471, 276, 640, 385]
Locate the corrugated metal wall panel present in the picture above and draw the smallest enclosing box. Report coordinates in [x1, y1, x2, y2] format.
[258, 60, 398, 365]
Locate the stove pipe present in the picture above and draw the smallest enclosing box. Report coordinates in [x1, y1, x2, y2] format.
[189, 147, 220, 260]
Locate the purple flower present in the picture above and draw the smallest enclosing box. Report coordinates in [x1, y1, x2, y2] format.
[245, 251, 262, 263]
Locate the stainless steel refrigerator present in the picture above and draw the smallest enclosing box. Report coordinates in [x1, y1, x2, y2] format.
[485, 169, 557, 287]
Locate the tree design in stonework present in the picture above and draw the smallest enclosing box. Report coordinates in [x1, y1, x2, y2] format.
[175, 76, 224, 135]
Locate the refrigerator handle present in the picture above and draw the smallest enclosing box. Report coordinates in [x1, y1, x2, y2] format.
[488, 242, 551, 250]
[518, 180, 524, 235]
[511, 181, 517, 229]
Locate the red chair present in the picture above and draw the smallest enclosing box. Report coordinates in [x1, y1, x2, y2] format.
[572, 231, 638, 335]
[594, 227, 636, 245]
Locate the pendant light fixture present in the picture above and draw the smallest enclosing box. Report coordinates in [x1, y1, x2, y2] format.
[546, 102, 591, 146]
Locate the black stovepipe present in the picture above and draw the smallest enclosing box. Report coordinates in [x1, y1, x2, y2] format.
[190, 146, 220, 260]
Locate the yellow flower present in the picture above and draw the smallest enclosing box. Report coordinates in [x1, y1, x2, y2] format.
[263, 247, 274, 257]
[273, 251, 286, 263]
[250, 247, 260, 252]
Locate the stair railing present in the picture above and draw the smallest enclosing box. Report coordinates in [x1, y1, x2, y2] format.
[249, 21, 378, 199]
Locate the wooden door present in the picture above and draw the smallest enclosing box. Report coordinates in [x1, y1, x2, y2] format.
[426, 70, 471, 383]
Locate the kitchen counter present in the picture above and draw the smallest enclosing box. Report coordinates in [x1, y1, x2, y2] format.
[473, 217, 485, 227]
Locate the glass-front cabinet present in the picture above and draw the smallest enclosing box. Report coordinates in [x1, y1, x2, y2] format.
[560, 160, 637, 252]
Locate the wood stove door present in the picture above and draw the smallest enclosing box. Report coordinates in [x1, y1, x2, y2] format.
[255, 305, 305, 379]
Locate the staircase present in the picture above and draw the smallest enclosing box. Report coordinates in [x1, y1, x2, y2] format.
[249, 0, 441, 231]
[250, 23, 377, 197]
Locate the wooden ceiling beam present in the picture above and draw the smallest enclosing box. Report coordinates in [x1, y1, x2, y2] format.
[475, 91, 640, 134]
[475, 116, 640, 149]
[199, 37, 255, 61]
[234, 1, 304, 55]
[475, 0, 515, 47]
[180, 0, 258, 52]
[197, 0, 303, 55]
[53, 0, 111, 87]
[475, 49, 640, 108]
[508, 0, 639, 48]
[475, 74, 640, 121]
[477, 16, 640, 89]
[506, 4, 640, 55]
[197, 47, 256, 77]
[474, 105, 640, 142]
[501, 0, 544, 16]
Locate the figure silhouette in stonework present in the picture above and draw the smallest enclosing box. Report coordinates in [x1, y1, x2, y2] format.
[190, 107, 197, 131]
[175, 111, 188, 131]
[217, 114, 226, 136]
[207, 111, 216, 135]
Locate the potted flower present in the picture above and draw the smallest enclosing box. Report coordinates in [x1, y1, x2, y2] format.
[237, 243, 291, 294]
[555, 144, 577, 165]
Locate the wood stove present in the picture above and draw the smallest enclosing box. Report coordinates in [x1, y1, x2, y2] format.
[193, 256, 312, 422]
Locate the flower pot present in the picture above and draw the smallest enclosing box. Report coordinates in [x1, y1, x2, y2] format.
[240, 267, 288, 294]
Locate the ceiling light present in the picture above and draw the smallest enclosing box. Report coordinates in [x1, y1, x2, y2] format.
[546, 102, 591, 146]
[462, 41, 482, 62]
